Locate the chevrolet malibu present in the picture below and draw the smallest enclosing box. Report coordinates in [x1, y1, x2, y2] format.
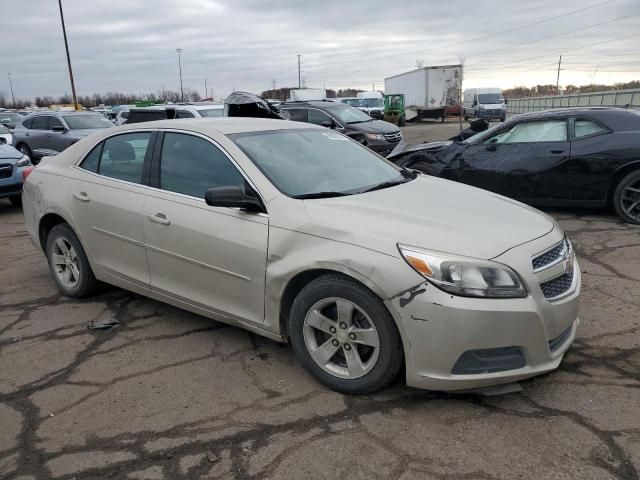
[22, 119, 580, 394]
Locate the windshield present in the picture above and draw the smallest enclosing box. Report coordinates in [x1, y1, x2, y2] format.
[0, 113, 21, 128]
[63, 114, 112, 130]
[324, 104, 372, 124]
[197, 108, 224, 118]
[231, 129, 410, 198]
[477, 93, 505, 104]
[361, 98, 383, 108]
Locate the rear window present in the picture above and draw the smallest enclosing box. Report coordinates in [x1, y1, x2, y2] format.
[63, 115, 112, 129]
[126, 110, 170, 124]
[197, 108, 224, 118]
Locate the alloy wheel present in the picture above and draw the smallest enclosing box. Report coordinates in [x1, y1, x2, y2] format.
[51, 237, 81, 289]
[303, 297, 380, 379]
[620, 179, 640, 223]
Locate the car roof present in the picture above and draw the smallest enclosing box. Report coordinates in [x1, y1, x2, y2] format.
[508, 107, 640, 131]
[114, 117, 319, 135]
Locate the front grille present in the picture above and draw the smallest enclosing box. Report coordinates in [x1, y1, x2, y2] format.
[532, 238, 568, 271]
[384, 132, 402, 143]
[548, 325, 573, 352]
[0, 163, 13, 179]
[540, 271, 574, 300]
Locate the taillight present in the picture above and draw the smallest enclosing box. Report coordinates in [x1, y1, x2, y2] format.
[22, 166, 34, 182]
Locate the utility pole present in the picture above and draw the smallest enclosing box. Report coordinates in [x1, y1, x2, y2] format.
[297, 54, 301, 89]
[556, 55, 562, 96]
[176, 48, 184, 102]
[57, 0, 79, 110]
[372, 81, 375, 91]
[7, 73, 15, 108]
[204, 78, 207, 99]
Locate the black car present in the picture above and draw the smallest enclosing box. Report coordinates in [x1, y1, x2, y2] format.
[388, 107, 640, 224]
[280, 100, 402, 155]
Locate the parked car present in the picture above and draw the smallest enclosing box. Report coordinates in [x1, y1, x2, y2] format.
[12, 111, 113, 163]
[23, 118, 579, 394]
[0, 143, 32, 206]
[462, 88, 507, 122]
[280, 100, 402, 155]
[125, 103, 225, 124]
[0, 111, 23, 130]
[388, 107, 640, 224]
[0, 124, 13, 145]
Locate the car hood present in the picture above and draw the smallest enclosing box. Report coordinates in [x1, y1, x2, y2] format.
[301, 176, 554, 260]
[348, 119, 399, 134]
[0, 143, 23, 161]
[387, 140, 451, 160]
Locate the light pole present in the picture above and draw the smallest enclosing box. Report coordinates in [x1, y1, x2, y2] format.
[297, 54, 301, 89]
[204, 78, 207, 99]
[7, 73, 16, 108]
[176, 48, 184, 102]
[57, 0, 79, 110]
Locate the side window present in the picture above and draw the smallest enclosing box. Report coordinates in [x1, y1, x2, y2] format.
[308, 109, 332, 126]
[486, 120, 567, 144]
[175, 109, 195, 119]
[32, 116, 49, 130]
[574, 119, 606, 139]
[285, 109, 307, 122]
[98, 132, 151, 183]
[22, 118, 34, 129]
[80, 144, 102, 173]
[159, 132, 245, 199]
[49, 117, 64, 130]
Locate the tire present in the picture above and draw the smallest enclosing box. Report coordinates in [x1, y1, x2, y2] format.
[288, 274, 403, 394]
[398, 116, 405, 127]
[464, 115, 469, 121]
[613, 169, 640, 225]
[9, 195, 22, 207]
[45, 223, 98, 297]
[17, 143, 33, 162]
[409, 162, 437, 176]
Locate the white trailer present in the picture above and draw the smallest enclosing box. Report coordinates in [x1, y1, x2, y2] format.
[384, 65, 462, 122]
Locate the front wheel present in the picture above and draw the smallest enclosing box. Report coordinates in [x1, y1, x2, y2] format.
[288, 275, 403, 394]
[46, 224, 98, 297]
[613, 170, 640, 225]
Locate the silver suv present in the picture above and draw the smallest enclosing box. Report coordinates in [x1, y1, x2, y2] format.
[12, 111, 112, 164]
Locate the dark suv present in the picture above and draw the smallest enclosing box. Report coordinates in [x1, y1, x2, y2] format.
[280, 101, 402, 155]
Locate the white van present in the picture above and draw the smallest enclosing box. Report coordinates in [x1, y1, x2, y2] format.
[357, 91, 384, 119]
[462, 88, 507, 122]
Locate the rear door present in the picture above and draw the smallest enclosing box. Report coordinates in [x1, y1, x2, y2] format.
[27, 115, 51, 153]
[46, 116, 70, 154]
[460, 118, 571, 202]
[68, 131, 155, 287]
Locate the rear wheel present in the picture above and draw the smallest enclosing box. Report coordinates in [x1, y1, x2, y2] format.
[398, 116, 405, 127]
[288, 275, 402, 394]
[45, 224, 98, 297]
[613, 170, 640, 225]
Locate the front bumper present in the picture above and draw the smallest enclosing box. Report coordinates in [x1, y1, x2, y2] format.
[476, 109, 505, 120]
[0, 164, 23, 198]
[367, 138, 402, 156]
[385, 229, 580, 391]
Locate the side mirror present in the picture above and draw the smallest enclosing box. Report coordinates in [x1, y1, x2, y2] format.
[321, 120, 335, 129]
[205, 185, 265, 213]
[52, 125, 66, 133]
[473, 100, 478, 107]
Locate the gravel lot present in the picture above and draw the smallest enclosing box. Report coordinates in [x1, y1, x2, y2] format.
[1, 120, 639, 479]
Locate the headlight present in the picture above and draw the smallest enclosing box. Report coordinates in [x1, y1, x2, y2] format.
[365, 133, 385, 141]
[398, 245, 527, 298]
[15, 155, 31, 167]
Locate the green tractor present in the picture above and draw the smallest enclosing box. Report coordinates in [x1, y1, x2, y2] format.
[384, 94, 405, 126]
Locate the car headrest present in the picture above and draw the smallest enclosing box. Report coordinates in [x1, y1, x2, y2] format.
[106, 141, 135, 162]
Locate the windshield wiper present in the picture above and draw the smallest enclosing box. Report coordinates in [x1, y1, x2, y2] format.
[360, 172, 416, 193]
[292, 191, 352, 199]
[346, 119, 374, 124]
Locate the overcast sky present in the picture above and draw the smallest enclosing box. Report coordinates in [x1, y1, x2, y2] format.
[3, 0, 639, 101]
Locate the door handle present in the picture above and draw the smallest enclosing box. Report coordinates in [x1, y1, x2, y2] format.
[72, 192, 90, 202]
[148, 213, 170, 225]
[25, 133, 30, 137]
[550, 149, 565, 154]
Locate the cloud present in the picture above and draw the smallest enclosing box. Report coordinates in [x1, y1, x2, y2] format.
[2, 0, 639, 101]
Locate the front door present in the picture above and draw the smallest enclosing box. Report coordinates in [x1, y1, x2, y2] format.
[67, 131, 154, 287]
[143, 131, 268, 325]
[461, 118, 571, 202]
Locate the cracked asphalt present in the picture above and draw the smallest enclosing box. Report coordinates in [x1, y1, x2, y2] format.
[1, 121, 639, 479]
